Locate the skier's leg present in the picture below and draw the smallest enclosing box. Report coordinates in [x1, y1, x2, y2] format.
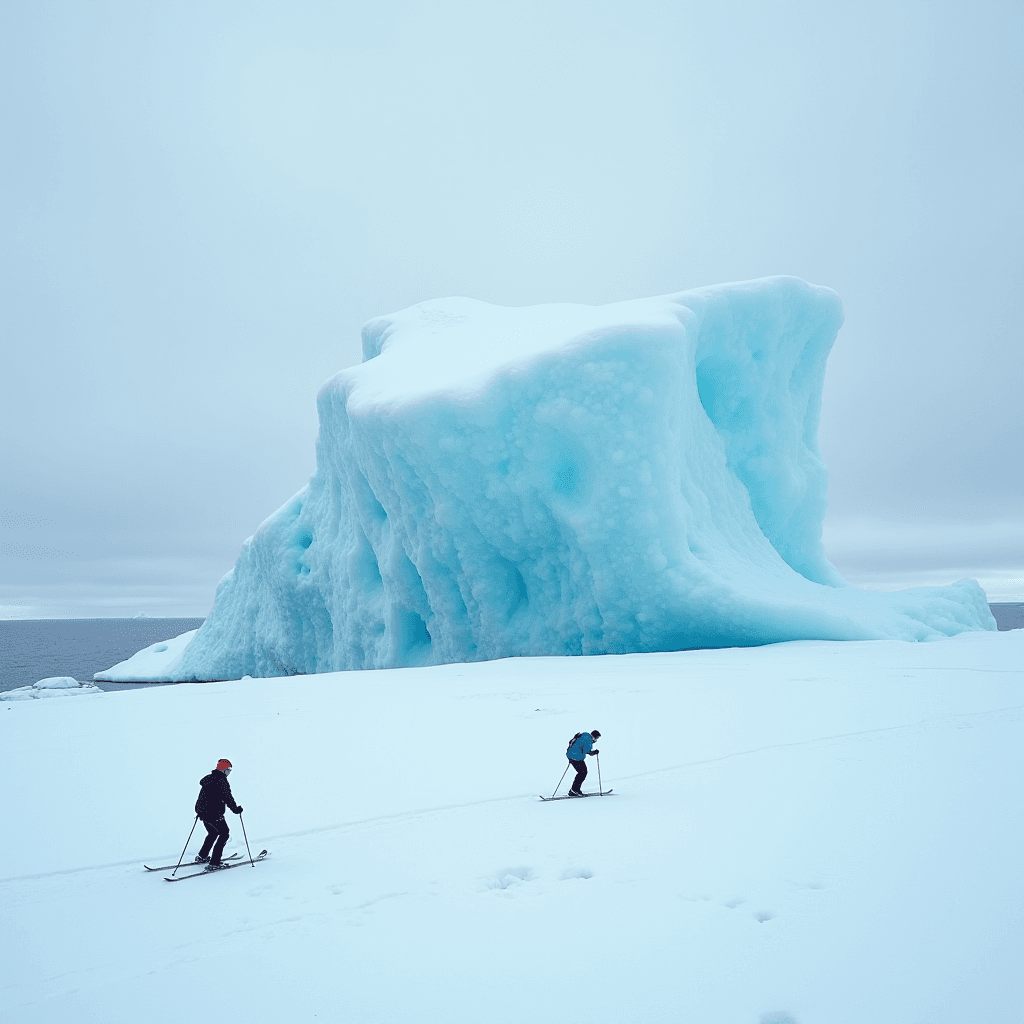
[569, 758, 588, 793]
[197, 818, 218, 859]
[209, 817, 230, 864]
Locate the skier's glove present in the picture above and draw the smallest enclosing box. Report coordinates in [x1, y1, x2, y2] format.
[234, 806, 244, 814]
[590, 749, 599, 755]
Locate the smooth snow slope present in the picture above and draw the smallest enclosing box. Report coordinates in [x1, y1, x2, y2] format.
[151, 277, 991, 681]
[4, 630, 1023, 1024]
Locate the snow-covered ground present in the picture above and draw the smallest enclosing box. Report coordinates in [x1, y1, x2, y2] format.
[3, 630, 1022, 1023]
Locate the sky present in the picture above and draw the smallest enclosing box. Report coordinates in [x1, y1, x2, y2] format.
[1, 0, 1021, 618]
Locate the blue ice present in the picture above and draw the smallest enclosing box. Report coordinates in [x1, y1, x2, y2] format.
[174, 276, 995, 679]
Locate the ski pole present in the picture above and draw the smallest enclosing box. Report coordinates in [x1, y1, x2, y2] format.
[171, 815, 200, 877]
[550, 762, 571, 800]
[239, 812, 255, 867]
[596, 752, 603, 796]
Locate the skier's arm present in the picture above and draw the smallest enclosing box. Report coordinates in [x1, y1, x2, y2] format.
[222, 776, 243, 814]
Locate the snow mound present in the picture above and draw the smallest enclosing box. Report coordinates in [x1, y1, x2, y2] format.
[1, 676, 102, 700]
[136, 276, 992, 681]
[35, 676, 80, 688]
[94, 629, 198, 682]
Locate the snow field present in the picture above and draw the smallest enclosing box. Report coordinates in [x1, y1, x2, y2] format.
[3, 630, 1022, 1023]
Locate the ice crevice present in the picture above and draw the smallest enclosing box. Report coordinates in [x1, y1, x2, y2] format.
[149, 276, 993, 681]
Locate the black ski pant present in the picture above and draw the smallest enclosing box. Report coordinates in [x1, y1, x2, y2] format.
[198, 815, 230, 863]
[569, 758, 588, 793]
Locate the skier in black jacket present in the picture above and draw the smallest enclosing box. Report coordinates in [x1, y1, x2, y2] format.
[194, 758, 243, 868]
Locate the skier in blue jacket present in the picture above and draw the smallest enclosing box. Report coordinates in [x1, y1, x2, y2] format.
[566, 730, 601, 796]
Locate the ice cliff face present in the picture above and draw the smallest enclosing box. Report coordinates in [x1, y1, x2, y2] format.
[174, 276, 995, 679]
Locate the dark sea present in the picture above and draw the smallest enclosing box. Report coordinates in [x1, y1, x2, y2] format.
[0, 618, 205, 693]
[1, 606, 1020, 694]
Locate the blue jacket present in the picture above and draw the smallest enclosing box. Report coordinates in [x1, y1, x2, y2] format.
[566, 732, 594, 761]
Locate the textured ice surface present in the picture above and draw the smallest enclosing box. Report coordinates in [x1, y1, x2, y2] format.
[139, 276, 993, 680]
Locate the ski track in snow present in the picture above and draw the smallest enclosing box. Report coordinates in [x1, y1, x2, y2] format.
[4, 700, 1021, 887]
[4, 717, 1020, 959]
[2, 632, 1023, 1024]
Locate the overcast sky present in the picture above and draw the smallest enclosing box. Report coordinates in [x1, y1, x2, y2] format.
[2, 0, 1021, 618]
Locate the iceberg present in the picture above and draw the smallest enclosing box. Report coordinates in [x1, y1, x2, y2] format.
[158, 276, 993, 681]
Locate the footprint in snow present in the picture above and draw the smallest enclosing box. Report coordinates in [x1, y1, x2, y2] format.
[793, 880, 825, 890]
[753, 910, 776, 923]
[760, 1013, 797, 1024]
[723, 897, 745, 909]
[487, 867, 533, 891]
[558, 867, 593, 881]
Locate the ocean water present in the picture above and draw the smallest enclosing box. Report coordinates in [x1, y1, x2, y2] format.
[1, 607, 1020, 693]
[990, 603, 1024, 631]
[0, 618, 204, 693]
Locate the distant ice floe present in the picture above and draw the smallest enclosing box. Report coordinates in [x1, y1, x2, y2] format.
[99, 276, 995, 682]
[1, 677, 102, 701]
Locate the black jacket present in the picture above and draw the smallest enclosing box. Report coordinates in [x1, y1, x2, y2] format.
[195, 770, 241, 820]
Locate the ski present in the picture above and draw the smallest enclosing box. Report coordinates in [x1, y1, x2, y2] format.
[539, 789, 614, 802]
[164, 850, 268, 881]
[145, 853, 240, 871]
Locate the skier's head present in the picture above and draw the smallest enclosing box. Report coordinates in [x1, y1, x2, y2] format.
[216, 759, 233, 774]
[591, 730, 601, 739]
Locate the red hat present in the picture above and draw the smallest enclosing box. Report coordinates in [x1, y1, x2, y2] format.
[216, 759, 232, 770]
